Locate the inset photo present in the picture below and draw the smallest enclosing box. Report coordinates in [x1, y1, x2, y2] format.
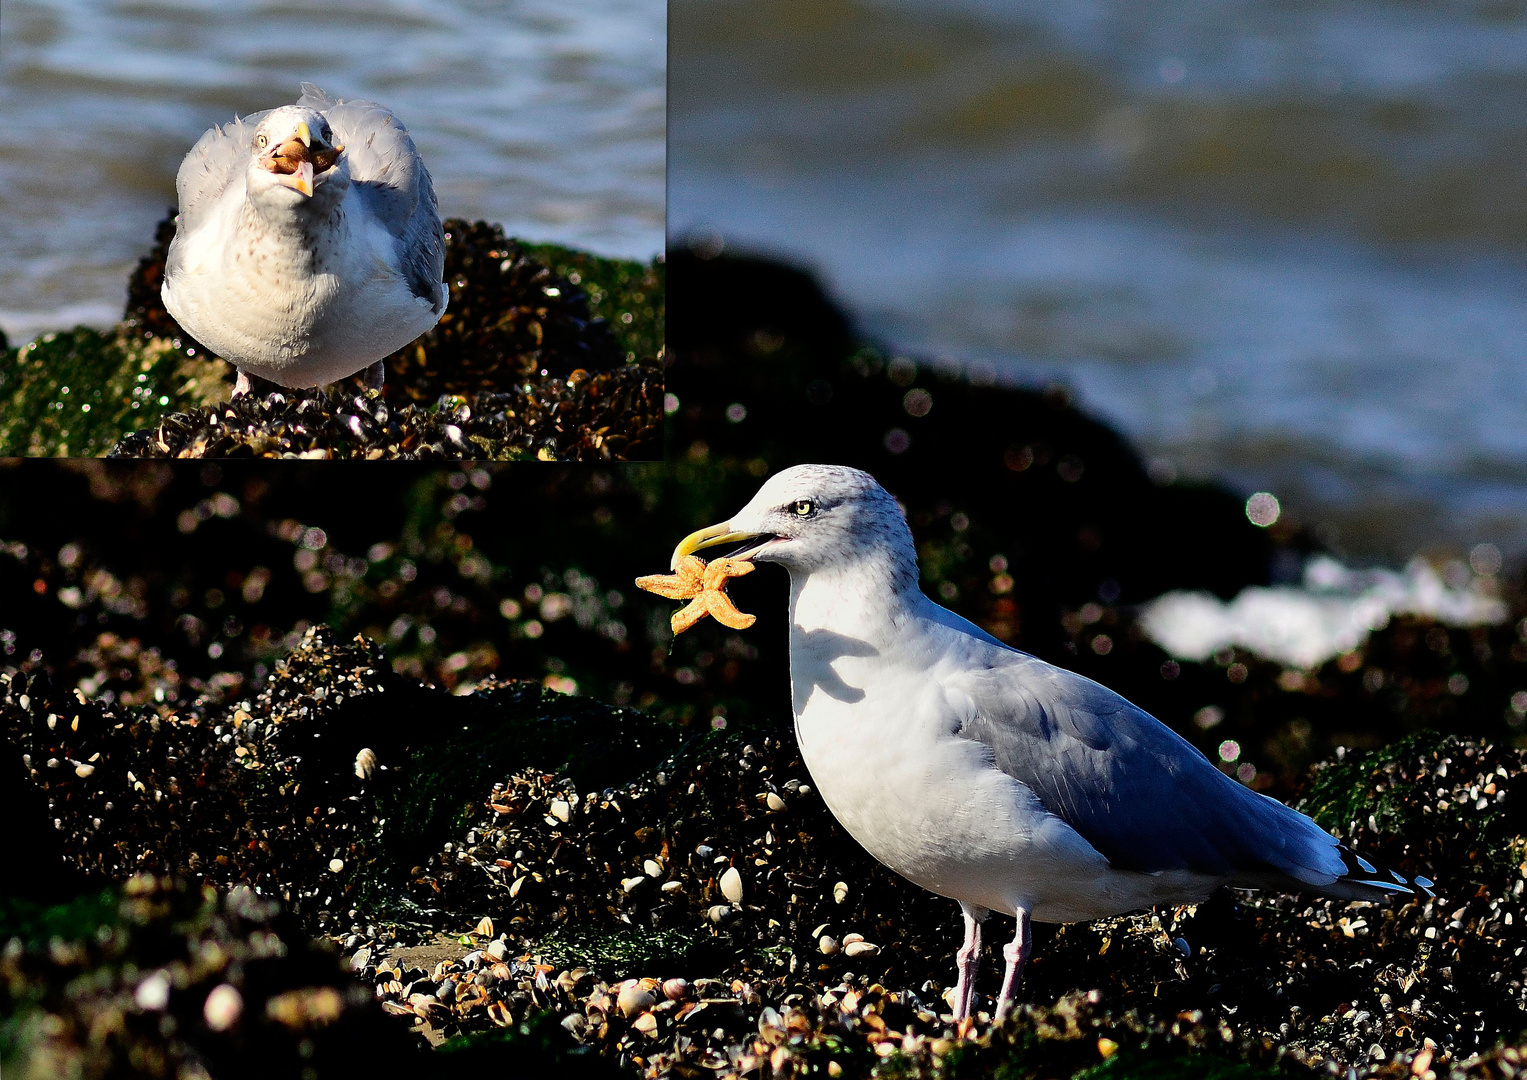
[0, 2, 664, 459]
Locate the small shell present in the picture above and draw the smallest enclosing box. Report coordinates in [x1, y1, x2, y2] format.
[662, 978, 689, 1001]
[617, 981, 656, 1017]
[550, 799, 571, 823]
[622, 876, 647, 893]
[720, 867, 744, 904]
[473, 916, 495, 938]
[632, 1011, 659, 1036]
[354, 747, 377, 780]
[833, 881, 849, 904]
[74, 763, 95, 779]
[644, 858, 664, 878]
[660, 880, 684, 893]
[765, 792, 786, 812]
[844, 941, 880, 958]
[486, 940, 507, 961]
[819, 935, 840, 956]
[328, 858, 345, 873]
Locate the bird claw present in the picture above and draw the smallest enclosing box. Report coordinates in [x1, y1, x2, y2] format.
[636, 555, 756, 634]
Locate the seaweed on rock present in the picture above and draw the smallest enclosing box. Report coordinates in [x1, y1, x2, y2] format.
[2, 214, 663, 458]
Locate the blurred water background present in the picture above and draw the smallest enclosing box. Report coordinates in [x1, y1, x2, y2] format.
[0, 0, 666, 345]
[670, 0, 1527, 565]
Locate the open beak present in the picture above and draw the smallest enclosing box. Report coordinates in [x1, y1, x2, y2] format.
[265, 123, 344, 198]
[670, 522, 774, 570]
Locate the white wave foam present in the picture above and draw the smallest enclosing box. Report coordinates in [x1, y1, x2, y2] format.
[1139, 555, 1508, 670]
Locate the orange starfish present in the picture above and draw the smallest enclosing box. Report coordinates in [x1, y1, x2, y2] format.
[635, 555, 756, 634]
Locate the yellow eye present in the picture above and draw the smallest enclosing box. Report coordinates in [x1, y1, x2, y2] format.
[793, 500, 814, 516]
[255, 134, 268, 149]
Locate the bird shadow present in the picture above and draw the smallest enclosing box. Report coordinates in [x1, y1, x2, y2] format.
[790, 626, 878, 710]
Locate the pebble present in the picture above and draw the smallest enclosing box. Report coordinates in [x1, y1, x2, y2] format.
[135, 971, 171, 1011]
[202, 984, 243, 1031]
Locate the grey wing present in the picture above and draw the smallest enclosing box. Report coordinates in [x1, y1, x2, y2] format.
[173, 109, 272, 236]
[300, 83, 446, 310]
[948, 653, 1345, 885]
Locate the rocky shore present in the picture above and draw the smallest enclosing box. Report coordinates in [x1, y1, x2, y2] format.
[4, 250, 1527, 1078]
[0, 218, 663, 459]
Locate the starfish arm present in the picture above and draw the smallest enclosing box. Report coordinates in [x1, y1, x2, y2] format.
[636, 556, 707, 600]
[635, 572, 702, 600]
[670, 597, 709, 634]
[703, 588, 757, 630]
[702, 557, 755, 589]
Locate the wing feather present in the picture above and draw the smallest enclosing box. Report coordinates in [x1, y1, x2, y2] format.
[946, 651, 1346, 885]
[299, 83, 445, 310]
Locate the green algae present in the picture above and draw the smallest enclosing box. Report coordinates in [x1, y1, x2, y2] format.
[1299, 730, 1525, 888]
[2, 228, 662, 457]
[0, 330, 224, 456]
[520, 242, 665, 365]
[530, 926, 730, 979]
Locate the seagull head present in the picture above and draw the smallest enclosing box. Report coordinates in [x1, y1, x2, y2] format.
[671, 464, 919, 587]
[245, 106, 348, 208]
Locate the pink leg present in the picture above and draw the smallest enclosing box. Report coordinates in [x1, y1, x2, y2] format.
[233, 369, 253, 397]
[951, 902, 986, 1020]
[993, 906, 1032, 1024]
[364, 360, 385, 390]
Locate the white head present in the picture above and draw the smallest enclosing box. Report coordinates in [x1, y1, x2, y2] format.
[672, 464, 919, 593]
[244, 105, 348, 215]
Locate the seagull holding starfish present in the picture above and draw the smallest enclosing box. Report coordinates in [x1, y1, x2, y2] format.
[666, 464, 1434, 1022]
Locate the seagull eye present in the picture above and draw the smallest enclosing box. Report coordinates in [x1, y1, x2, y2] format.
[255, 134, 268, 149]
[792, 500, 815, 516]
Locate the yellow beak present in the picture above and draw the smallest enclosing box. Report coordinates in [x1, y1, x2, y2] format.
[296, 121, 312, 147]
[670, 522, 763, 570]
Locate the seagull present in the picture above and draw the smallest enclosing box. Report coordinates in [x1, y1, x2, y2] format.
[162, 84, 447, 394]
[671, 464, 1433, 1023]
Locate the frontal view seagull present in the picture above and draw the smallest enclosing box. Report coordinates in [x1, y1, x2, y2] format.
[671, 464, 1434, 1022]
[162, 84, 448, 394]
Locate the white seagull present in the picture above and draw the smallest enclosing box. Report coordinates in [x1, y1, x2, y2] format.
[162, 84, 447, 394]
[671, 464, 1433, 1022]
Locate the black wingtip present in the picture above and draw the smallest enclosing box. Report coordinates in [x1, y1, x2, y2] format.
[1337, 844, 1435, 899]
